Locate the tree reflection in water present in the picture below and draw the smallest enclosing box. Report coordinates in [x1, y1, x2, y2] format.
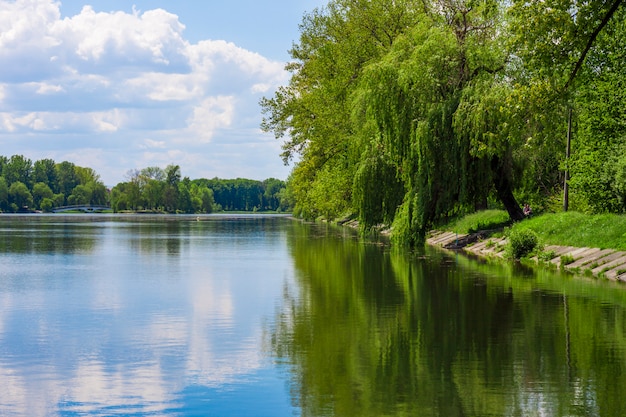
[268, 221, 626, 417]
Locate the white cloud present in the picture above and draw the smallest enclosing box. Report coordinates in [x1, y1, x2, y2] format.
[124, 72, 201, 101]
[141, 139, 167, 149]
[187, 96, 236, 142]
[33, 82, 64, 94]
[0, 0, 291, 183]
[53, 5, 188, 66]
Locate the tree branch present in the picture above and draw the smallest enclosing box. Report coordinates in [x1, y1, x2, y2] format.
[563, 0, 624, 91]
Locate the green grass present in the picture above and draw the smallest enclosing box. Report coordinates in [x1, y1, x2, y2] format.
[438, 210, 626, 251]
[510, 212, 626, 251]
[441, 209, 511, 234]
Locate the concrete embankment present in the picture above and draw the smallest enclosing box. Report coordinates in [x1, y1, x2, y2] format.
[427, 230, 626, 283]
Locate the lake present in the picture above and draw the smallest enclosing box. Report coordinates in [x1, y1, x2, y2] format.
[1, 214, 626, 416]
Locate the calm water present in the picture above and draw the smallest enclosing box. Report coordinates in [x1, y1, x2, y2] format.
[1, 215, 626, 416]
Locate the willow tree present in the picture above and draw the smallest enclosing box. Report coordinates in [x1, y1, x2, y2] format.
[351, 1, 527, 245]
[261, 0, 425, 220]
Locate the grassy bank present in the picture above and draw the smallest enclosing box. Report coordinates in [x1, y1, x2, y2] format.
[442, 210, 626, 251]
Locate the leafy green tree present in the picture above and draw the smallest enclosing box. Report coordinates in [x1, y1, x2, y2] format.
[143, 179, 164, 210]
[509, 0, 624, 92]
[0, 176, 8, 211]
[40, 198, 54, 213]
[33, 159, 58, 190]
[262, 0, 536, 243]
[177, 178, 194, 213]
[4, 155, 33, 187]
[0, 156, 7, 177]
[190, 183, 214, 213]
[109, 185, 127, 212]
[110, 182, 139, 211]
[32, 182, 54, 209]
[163, 164, 181, 212]
[364, 1, 530, 244]
[165, 164, 181, 185]
[566, 8, 626, 213]
[68, 184, 92, 205]
[140, 166, 165, 182]
[53, 193, 65, 207]
[262, 178, 285, 211]
[75, 166, 101, 186]
[55, 161, 79, 201]
[262, 0, 422, 220]
[89, 181, 109, 205]
[9, 181, 33, 210]
[507, 1, 626, 213]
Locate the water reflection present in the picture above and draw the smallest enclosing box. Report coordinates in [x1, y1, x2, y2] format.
[270, 222, 626, 417]
[2, 215, 626, 416]
[0, 214, 296, 416]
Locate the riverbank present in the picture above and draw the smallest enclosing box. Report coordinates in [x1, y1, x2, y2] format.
[428, 211, 626, 283]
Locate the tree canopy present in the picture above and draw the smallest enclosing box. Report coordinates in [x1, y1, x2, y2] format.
[261, 0, 626, 246]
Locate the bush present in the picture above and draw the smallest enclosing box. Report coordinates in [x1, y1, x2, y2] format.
[40, 198, 54, 213]
[506, 229, 539, 260]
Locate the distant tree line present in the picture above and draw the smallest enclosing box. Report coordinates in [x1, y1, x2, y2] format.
[111, 166, 290, 213]
[0, 155, 290, 214]
[0, 154, 107, 212]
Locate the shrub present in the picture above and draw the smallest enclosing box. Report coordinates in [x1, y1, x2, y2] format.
[537, 250, 556, 262]
[560, 254, 575, 267]
[506, 229, 539, 260]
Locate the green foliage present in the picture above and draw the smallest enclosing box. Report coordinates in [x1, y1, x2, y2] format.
[510, 212, 626, 251]
[67, 184, 92, 205]
[443, 209, 511, 234]
[352, 147, 404, 229]
[261, 0, 626, 245]
[9, 181, 33, 210]
[537, 249, 556, 263]
[109, 169, 286, 214]
[390, 194, 422, 247]
[4, 155, 33, 187]
[32, 182, 54, 208]
[560, 254, 575, 267]
[40, 198, 54, 213]
[0, 177, 8, 212]
[505, 228, 539, 260]
[270, 218, 626, 417]
[614, 152, 626, 209]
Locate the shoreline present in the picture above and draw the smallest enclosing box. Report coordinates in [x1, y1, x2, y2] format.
[427, 230, 626, 283]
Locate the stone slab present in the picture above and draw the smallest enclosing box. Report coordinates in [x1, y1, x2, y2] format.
[591, 254, 626, 276]
[604, 264, 626, 280]
[549, 247, 586, 264]
[427, 232, 459, 246]
[565, 248, 614, 269]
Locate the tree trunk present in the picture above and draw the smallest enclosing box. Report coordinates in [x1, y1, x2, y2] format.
[491, 156, 524, 221]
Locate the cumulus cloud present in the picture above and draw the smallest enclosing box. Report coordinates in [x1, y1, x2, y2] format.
[0, 0, 291, 184]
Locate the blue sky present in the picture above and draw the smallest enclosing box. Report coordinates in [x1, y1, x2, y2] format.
[0, 0, 325, 185]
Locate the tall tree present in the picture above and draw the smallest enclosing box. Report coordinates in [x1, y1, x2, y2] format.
[56, 161, 79, 200]
[32, 182, 54, 209]
[4, 155, 33, 187]
[8, 181, 33, 210]
[508, 0, 626, 213]
[262, 0, 423, 220]
[0, 177, 8, 211]
[33, 159, 58, 191]
[163, 164, 181, 212]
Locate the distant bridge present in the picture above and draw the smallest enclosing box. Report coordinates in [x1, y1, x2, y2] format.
[51, 205, 111, 213]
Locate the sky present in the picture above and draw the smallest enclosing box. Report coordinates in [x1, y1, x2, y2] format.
[0, 0, 326, 185]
